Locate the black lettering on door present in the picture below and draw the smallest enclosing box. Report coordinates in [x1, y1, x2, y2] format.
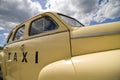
[35, 51, 38, 63]
[13, 52, 18, 61]
[22, 52, 28, 63]
[8, 52, 11, 60]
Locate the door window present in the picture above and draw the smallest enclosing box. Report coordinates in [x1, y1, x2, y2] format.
[13, 25, 25, 41]
[29, 16, 58, 36]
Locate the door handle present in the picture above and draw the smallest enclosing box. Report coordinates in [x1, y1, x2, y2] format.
[20, 44, 24, 52]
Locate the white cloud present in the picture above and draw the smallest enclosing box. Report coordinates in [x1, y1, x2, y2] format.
[104, 0, 120, 18]
[3, 33, 9, 39]
[0, 0, 120, 30]
[94, 0, 120, 22]
[45, 0, 120, 25]
[0, 32, 8, 46]
[0, 0, 43, 30]
[0, 27, 4, 30]
[45, 0, 99, 25]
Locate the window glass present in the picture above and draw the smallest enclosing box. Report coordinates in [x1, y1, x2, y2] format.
[58, 14, 84, 27]
[29, 16, 58, 36]
[30, 18, 44, 36]
[44, 16, 58, 31]
[13, 25, 25, 41]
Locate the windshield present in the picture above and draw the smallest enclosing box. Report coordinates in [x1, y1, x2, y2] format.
[58, 13, 84, 27]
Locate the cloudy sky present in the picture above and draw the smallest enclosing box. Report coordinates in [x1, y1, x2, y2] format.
[0, 0, 120, 46]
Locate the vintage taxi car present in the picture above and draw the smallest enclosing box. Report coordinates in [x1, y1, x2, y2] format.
[0, 12, 120, 80]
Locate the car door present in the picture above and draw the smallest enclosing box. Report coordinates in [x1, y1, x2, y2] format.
[4, 25, 25, 80]
[19, 14, 71, 80]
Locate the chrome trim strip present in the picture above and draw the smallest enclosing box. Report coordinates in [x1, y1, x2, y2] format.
[71, 31, 120, 39]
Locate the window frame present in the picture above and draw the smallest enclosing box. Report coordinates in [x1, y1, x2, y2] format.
[7, 31, 13, 43]
[13, 25, 25, 41]
[29, 17, 44, 36]
[29, 16, 59, 36]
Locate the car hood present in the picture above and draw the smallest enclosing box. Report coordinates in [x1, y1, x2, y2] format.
[71, 22, 120, 38]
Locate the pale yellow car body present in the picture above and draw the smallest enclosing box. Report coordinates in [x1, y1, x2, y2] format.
[0, 12, 120, 80]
